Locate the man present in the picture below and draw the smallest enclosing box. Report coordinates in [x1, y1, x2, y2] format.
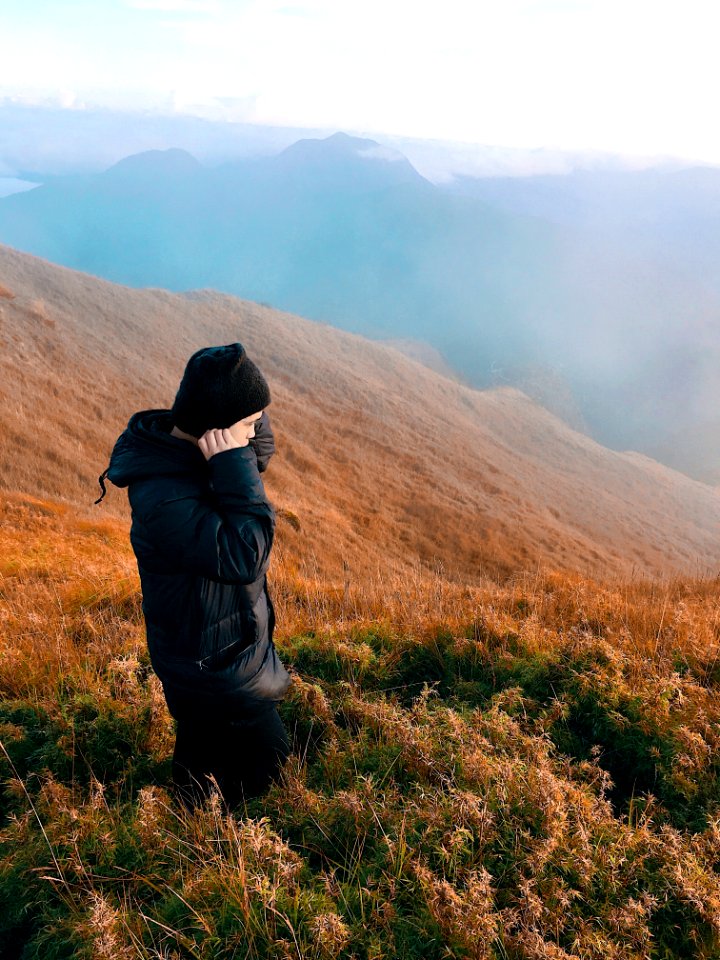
[95, 342, 293, 810]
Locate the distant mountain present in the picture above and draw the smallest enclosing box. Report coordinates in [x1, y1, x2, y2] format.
[3, 101, 676, 182]
[105, 147, 204, 180]
[1, 242, 720, 581]
[0, 133, 566, 369]
[1, 134, 720, 482]
[256, 132, 425, 192]
[0, 102, 327, 179]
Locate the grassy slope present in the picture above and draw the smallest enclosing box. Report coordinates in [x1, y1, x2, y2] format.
[3, 241, 720, 586]
[2, 491, 720, 959]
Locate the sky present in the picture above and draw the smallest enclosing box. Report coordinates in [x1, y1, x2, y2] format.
[1, 0, 719, 164]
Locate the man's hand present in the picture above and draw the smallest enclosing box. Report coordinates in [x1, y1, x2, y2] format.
[198, 427, 246, 461]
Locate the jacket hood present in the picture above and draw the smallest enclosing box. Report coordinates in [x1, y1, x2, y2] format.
[95, 408, 206, 504]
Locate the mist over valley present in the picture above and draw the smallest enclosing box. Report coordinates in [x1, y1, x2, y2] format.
[2, 128, 718, 482]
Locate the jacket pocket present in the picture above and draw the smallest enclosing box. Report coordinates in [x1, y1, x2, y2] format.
[197, 608, 259, 672]
[201, 636, 255, 672]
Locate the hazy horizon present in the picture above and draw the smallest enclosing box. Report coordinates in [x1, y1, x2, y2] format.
[3, 0, 720, 170]
[2, 129, 720, 485]
[1, 100, 709, 189]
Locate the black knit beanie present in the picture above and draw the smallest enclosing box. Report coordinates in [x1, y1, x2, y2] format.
[170, 342, 271, 438]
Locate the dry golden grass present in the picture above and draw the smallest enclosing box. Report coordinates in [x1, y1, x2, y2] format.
[4, 242, 720, 955]
[2, 241, 720, 588]
[2, 490, 720, 957]
[5, 486, 719, 691]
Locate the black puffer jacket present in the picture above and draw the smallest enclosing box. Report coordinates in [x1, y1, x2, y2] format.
[97, 408, 292, 719]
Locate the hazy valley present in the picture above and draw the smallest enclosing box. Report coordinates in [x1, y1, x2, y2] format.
[2, 131, 720, 485]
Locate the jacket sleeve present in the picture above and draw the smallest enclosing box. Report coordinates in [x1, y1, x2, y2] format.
[129, 445, 275, 584]
[248, 410, 276, 473]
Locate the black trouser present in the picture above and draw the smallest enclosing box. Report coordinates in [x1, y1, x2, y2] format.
[170, 703, 291, 811]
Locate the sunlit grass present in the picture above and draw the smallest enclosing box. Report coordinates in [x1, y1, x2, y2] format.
[2, 491, 720, 958]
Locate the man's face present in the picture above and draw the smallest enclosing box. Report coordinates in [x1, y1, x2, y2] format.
[227, 409, 264, 446]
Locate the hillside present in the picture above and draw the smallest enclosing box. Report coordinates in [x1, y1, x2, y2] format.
[2, 489, 720, 956]
[1, 242, 720, 581]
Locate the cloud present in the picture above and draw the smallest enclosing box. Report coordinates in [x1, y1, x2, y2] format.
[124, 0, 221, 12]
[357, 145, 406, 164]
[5, 0, 720, 163]
[57, 89, 83, 109]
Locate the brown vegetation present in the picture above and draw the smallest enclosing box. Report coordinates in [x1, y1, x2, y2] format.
[1, 242, 720, 587]
[2, 490, 720, 956]
[3, 240, 720, 953]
